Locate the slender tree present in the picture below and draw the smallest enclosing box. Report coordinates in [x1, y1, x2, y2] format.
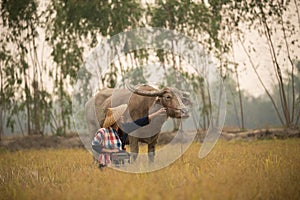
[148, 0, 229, 130]
[224, 0, 299, 128]
[44, 0, 143, 135]
[1, 0, 51, 135]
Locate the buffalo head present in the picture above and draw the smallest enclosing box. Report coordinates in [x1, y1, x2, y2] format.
[126, 84, 191, 119]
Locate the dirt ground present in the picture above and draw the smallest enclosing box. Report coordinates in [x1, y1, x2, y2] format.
[0, 134, 84, 152]
[0, 128, 299, 152]
[0, 132, 179, 151]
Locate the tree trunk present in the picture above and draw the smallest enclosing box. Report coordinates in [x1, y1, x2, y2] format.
[31, 29, 42, 135]
[228, 84, 241, 128]
[278, 3, 296, 123]
[294, 0, 300, 29]
[60, 72, 66, 135]
[16, 112, 25, 136]
[238, 35, 285, 126]
[25, 77, 31, 135]
[199, 83, 207, 130]
[235, 65, 245, 129]
[206, 83, 213, 128]
[0, 109, 2, 141]
[296, 109, 300, 126]
[259, 5, 290, 126]
[0, 66, 3, 141]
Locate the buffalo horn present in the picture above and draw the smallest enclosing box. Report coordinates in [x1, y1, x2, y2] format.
[126, 83, 164, 97]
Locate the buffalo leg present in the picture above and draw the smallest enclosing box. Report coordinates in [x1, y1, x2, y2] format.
[128, 135, 139, 161]
[148, 145, 155, 163]
[147, 134, 159, 163]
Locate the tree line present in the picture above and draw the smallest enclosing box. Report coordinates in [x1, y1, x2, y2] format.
[0, 0, 299, 139]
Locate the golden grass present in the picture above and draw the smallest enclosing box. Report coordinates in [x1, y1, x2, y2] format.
[0, 139, 300, 200]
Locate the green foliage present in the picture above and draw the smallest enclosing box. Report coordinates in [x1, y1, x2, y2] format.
[1, 0, 52, 135]
[1, 0, 298, 136]
[226, 0, 298, 127]
[149, 0, 220, 50]
[43, 0, 144, 134]
[123, 66, 148, 86]
[1, 0, 38, 31]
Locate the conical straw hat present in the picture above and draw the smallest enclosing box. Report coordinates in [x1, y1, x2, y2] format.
[103, 104, 128, 128]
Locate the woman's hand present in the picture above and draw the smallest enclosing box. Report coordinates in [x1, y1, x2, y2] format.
[149, 108, 167, 120]
[110, 149, 120, 153]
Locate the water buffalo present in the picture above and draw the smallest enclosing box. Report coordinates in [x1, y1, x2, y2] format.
[85, 84, 191, 162]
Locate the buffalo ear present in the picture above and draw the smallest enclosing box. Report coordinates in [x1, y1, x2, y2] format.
[159, 88, 170, 96]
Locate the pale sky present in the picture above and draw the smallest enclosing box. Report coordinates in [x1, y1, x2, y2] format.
[228, 2, 300, 97]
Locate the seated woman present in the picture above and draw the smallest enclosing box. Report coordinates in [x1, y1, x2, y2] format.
[92, 104, 166, 168]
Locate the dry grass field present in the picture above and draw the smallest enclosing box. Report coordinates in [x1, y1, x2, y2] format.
[0, 138, 300, 200]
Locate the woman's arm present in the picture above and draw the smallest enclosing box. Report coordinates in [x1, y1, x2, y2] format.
[120, 108, 167, 133]
[148, 108, 167, 120]
[101, 148, 120, 153]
